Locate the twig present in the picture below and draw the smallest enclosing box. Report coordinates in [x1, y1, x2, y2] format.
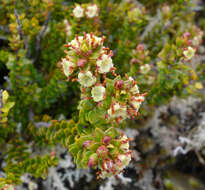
[0, 25, 10, 33]
[33, 12, 51, 64]
[22, 0, 29, 13]
[25, 35, 30, 58]
[34, 122, 51, 128]
[195, 150, 205, 165]
[0, 35, 8, 41]
[14, 8, 23, 40]
[140, 9, 161, 41]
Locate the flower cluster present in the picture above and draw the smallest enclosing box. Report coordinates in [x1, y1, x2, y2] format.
[73, 4, 99, 19]
[130, 44, 155, 86]
[97, 134, 131, 179]
[181, 32, 197, 61]
[181, 31, 203, 61]
[107, 76, 145, 123]
[84, 133, 132, 179]
[1, 184, 14, 190]
[60, 33, 115, 103]
[60, 33, 145, 178]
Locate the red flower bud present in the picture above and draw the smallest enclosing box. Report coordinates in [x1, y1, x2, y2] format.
[83, 140, 91, 148]
[182, 32, 190, 39]
[77, 59, 86, 67]
[87, 153, 98, 167]
[102, 136, 112, 144]
[86, 50, 93, 56]
[137, 44, 145, 51]
[187, 40, 192, 46]
[88, 157, 95, 167]
[115, 80, 124, 89]
[50, 151, 56, 159]
[131, 58, 137, 64]
[96, 145, 108, 156]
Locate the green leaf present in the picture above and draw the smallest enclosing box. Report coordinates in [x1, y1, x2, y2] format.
[68, 144, 79, 156]
[1, 102, 15, 113]
[87, 108, 106, 125]
[75, 150, 83, 168]
[94, 128, 105, 142]
[105, 127, 119, 138]
[81, 151, 93, 169]
[106, 78, 115, 94]
[89, 142, 101, 152]
[2, 90, 9, 103]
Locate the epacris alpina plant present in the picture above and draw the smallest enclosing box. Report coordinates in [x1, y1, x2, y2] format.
[59, 33, 145, 178]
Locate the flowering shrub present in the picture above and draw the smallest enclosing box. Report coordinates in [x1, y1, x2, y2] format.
[58, 33, 144, 178]
[0, 0, 204, 189]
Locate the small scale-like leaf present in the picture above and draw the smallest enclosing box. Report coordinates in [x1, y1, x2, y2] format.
[2, 90, 9, 103]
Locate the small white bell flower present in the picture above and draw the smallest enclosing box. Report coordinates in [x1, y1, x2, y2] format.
[78, 71, 96, 87]
[140, 64, 151, 74]
[97, 54, 113, 73]
[183, 46, 196, 60]
[130, 84, 139, 94]
[91, 85, 106, 102]
[86, 4, 98, 18]
[108, 103, 127, 120]
[61, 58, 76, 77]
[73, 5, 84, 18]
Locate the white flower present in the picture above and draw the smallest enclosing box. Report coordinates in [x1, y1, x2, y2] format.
[99, 159, 120, 179]
[183, 46, 196, 60]
[97, 54, 113, 73]
[63, 19, 72, 36]
[120, 135, 129, 150]
[78, 71, 96, 87]
[66, 25, 72, 36]
[63, 19, 68, 25]
[131, 101, 141, 112]
[130, 84, 139, 94]
[99, 160, 114, 179]
[86, 4, 98, 18]
[69, 39, 78, 48]
[192, 36, 200, 47]
[140, 64, 151, 74]
[67, 34, 103, 52]
[103, 160, 113, 171]
[87, 34, 103, 47]
[124, 76, 135, 89]
[147, 76, 155, 85]
[118, 154, 131, 169]
[130, 96, 144, 112]
[91, 85, 105, 102]
[2, 184, 14, 190]
[108, 103, 127, 120]
[73, 5, 84, 18]
[128, 76, 134, 81]
[61, 58, 76, 77]
[192, 31, 203, 46]
[68, 36, 84, 48]
[99, 171, 113, 179]
[136, 95, 145, 102]
[98, 152, 131, 179]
